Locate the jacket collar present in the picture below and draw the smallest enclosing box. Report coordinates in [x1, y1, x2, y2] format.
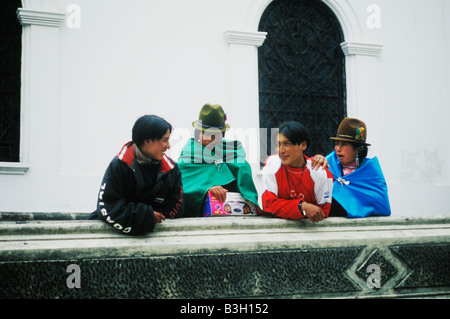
[117, 142, 174, 173]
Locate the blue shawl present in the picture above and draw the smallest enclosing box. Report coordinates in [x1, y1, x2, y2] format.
[326, 151, 391, 218]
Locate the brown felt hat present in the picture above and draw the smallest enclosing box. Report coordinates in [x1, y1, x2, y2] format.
[330, 118, 371, 146]
[192, 103, 230, 133]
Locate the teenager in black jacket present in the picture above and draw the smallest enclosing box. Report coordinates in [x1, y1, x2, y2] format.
[89, 115, 183, 235]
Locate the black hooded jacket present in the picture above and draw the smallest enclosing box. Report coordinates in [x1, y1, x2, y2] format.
[88, 142, 183, 235]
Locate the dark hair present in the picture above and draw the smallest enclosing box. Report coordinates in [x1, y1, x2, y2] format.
[352, 143, 368, 166]
[279, 121, 311, 147]
[132, 115, 172, 147]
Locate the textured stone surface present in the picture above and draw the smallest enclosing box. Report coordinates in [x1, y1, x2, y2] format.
[0, 214, 449, 298]
[0, 248, 363, 298]
[356, 248, 398, 286]
[391, 244, 450, 289]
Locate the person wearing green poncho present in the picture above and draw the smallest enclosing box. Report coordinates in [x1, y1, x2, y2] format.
[178, 104, 260, 217]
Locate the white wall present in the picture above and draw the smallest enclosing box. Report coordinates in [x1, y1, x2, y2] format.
[362, 0, 450, 215]
[0, 0, 449, 216]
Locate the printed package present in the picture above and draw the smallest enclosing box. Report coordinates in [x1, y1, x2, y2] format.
[202, 191, 256, 217]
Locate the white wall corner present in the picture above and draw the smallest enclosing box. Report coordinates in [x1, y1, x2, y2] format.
[16, 8, 65, 27]
[341, 42, 383, 57]
[224, 30, 267, 47]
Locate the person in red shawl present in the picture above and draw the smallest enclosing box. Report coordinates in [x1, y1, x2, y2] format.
[262, 121, 334, 222]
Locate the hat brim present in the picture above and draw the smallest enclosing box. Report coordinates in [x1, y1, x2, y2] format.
[192, 120, 230, 133]
[330, 136, 371, 146]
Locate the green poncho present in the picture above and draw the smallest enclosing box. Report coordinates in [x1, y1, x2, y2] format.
[178, 138, 259, 217]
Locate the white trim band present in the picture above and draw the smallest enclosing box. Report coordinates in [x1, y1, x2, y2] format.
[0, 162, 30, 175]
[224, 30, 267, 47]
[340, 42, 383, 57]
[16, 8, 65, 27]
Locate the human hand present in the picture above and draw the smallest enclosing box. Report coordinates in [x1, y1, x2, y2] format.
[311, 155, 329, 170]
[303, 202, 325, 222]
[209, 185, 228, 202]
[154, 211, 166, 224]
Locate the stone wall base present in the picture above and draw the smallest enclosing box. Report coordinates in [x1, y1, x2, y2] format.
[1, 214, 449, 299]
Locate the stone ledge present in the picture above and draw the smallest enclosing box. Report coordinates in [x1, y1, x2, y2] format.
[1, 212, 448, 232]
[1, 215, 449, 262]
[0, 211, 89, 221]
[0, 214, 449, 298]
[1, 215, 449, 260]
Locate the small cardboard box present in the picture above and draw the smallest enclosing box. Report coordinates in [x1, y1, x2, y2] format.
[202, 191, 257, 217]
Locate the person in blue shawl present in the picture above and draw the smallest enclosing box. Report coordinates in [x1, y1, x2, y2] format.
[325, 118, 391, 218]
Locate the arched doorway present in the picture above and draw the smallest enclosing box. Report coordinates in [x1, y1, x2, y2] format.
[258, 0, 346, 163]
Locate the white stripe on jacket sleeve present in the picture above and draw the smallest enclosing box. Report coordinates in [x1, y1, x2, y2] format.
[262, 155, 282, 196]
